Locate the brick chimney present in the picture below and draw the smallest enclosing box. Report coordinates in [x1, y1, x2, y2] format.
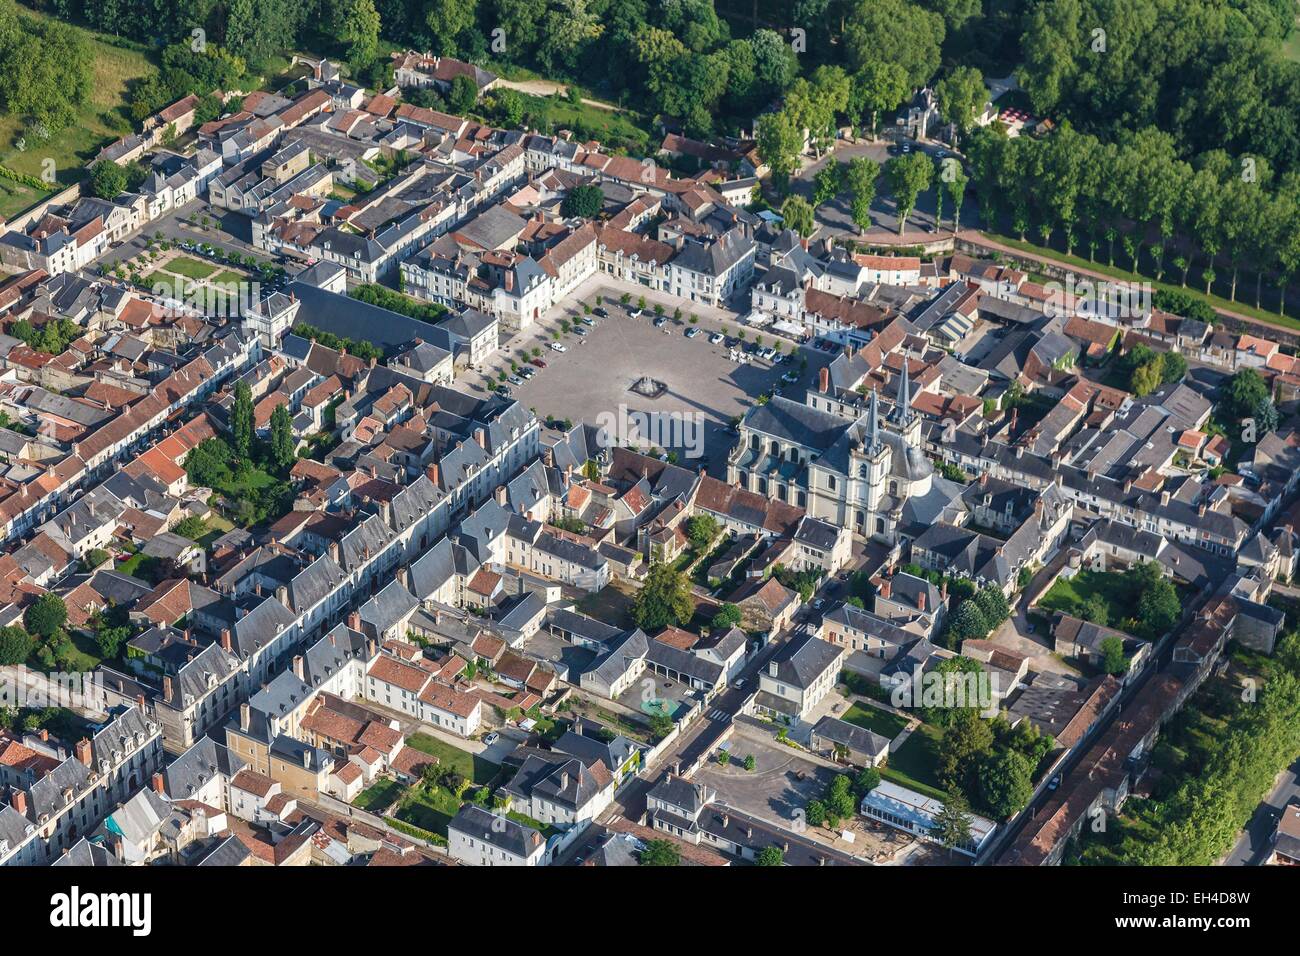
[348, 611, 361, 631]
[292, 655, 305, 680]
[818, 366, 829, 393]
[75, 738, 92, 768]
[151, 772, 165, 796]
[917, 592, 926, 612]
[220, 628, 232, 653]
[880, 578, 892, 600]
[11, 790, 26, 815]
[239, 702, 250, 733]
[475, 427, 487, 450]
[427, 461, 440, 486]
[162, 675, 174, 702]
[494, 485, 507, 506]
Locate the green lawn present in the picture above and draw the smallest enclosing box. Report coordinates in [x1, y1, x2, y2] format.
[394, 783, 463, 836]
[406, 733, 499, 785]
[882, 723, 947, 800]
[1037, 569, 1130, 624]
[0, 8, 157, 211]
[164, 256, 218, 280]
[210, 269, 250, 286]
[353, 778, 405, 813]
[841, 702, 910, 740]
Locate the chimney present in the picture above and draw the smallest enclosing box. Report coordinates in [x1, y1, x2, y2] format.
[348, 611, 361, 631]
[1123, 478, 1133, 494]
[427, 461, 441, 486]
[722, 812, 730, 828]
[136, 693, 146, 711]
[220, 628, 232, 653]
[818, 366, 829, 393]
[329, 540, 341, 564]
[917, 592, 926, 612]
[768, 661, 778, 677]
[38, 729, 48, 742]
[475, 427, 487, 449]
[880, 578, 892, 600]
[302, 749, 312, 769]
[397, 565, 410, 589]
[151, 772, 165, 796]
[494, 485, 507, 506]
[11, 790, 27, 815]
[240, 702, 250, 732]
[75, 738, 92, 768]
[1160, 490, 1170, 506]
[369, 355, 377, 368]
[292, 655, 304, 680]
[940, 581, 948, 602]
[505, 270, 514, 292]
[1197, 501, 1207, 517]
[162, 675, 174, 701]
[277, 585, 290, 608]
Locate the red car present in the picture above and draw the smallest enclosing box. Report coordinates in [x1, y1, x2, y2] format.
[531, 358, 547, 368]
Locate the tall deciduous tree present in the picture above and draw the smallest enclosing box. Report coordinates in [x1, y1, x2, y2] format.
[231, 380, 254, 460]
[885, 152, 933, 236]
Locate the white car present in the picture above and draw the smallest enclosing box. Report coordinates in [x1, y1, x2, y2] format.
[550, 342, 567, 352]
[483, 732, 500, 746]
[710, 332, 724, 345]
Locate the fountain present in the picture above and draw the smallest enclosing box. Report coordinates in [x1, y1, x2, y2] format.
[629, 375, 668, 399]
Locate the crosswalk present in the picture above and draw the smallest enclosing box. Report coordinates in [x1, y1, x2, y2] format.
[706, 708, 731, 722]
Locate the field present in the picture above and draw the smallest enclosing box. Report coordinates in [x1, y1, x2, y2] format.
[1037, 569, 1133, 627]
[841, 702, 910, 740]
[405, 732, 500, 785]
[881, 723, 947, 800]
[0, 8, 158, 217]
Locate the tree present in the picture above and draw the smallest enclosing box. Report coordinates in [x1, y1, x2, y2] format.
[338, 0, 380, 71]
[231, 380, 254, 460]
[812, 162, 844, 208]
[755, 845, 784, 866]
[89, 161, 127, 199]
[491, 88, 525, 127]
[639, 839, 681, 866]
[826, 774, 857, 819]
[425, 0, 478, 56]
[1080, 594, 1110, 627]
[712, 603, 742, 630]
[938, 707, 994, 792]
[685, 514, 719, 549]
[648, 713, 675, 741]
[846, 156, 878, 234]
[173, 516, 207, 540]
[81, 548, 111, 572]
[885, 152, 933, 236]
[1136, 574, 1180, 639]
[944, 600, 990, 647]
[95, 625, 130, 660]
[447, 74, 478, 114]
[843, 0, 945, 89]
[781, 195, 816, 238]
[24, 593, 67, 639]
[849, 61, 910, 137]
[931, 788, 974, 857]
[0, 625, 31, 666]
[561, 184, 605, 219]
[270, 403, 295, 470]
[935, 65, 986, 136]
[632, 562, 693, 631]
[942, 164, 968, 231]
[806, 799, 828, 827]
[978, 749, 1034, 818]
[854, 766, 882, 796]
[1099, 636, 1129, 676]
[973, 586, 1011, 627]
[755, 108, 803, 192]
[743, 753, 756, 771]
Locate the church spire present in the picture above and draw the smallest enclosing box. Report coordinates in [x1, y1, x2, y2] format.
[894, 358, 913, 426]
[868, 387, 880, 452]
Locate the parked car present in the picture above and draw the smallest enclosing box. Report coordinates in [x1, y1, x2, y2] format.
[782, 370, 799, 383]
[685, 326, 701, 338]
[496, 385, 513, 397]
[550, 342, 567, 352]
[518, 365, 535, 378]
[483, 732, 500, 746]
[508, 375, 523, 385]
[709, 332, 724, 345]
[593, 307, 609, 318]
[1048, 774, 1062, 791]
[531, 358, 547, 368]
[653, 315, 668, 327]
[574, 326, 588, 336]
[578, 315, 594, 325]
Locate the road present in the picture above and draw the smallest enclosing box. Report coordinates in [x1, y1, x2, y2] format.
[1222, 756, 1300, 865]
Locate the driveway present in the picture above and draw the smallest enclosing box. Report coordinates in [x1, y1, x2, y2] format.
[1222, 756, 1300, 865]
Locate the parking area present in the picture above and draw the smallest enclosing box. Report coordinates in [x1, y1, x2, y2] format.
[693, 723, 840, 828]
[613, 670, 697, 720]
[503, 299, 805, 466]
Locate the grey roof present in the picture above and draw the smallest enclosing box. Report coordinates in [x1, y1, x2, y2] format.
[198, 833, 253, 866]
[811, 715, 891, 757]
[163, 736, 246, 800]
[359, 580, 419, 636]
[449, 804, 543, 858]
[53, 838, 121, 866]
[765, 632, 842, 689]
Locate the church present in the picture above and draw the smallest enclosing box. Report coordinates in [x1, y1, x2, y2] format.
[727, 362, 965, 543]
